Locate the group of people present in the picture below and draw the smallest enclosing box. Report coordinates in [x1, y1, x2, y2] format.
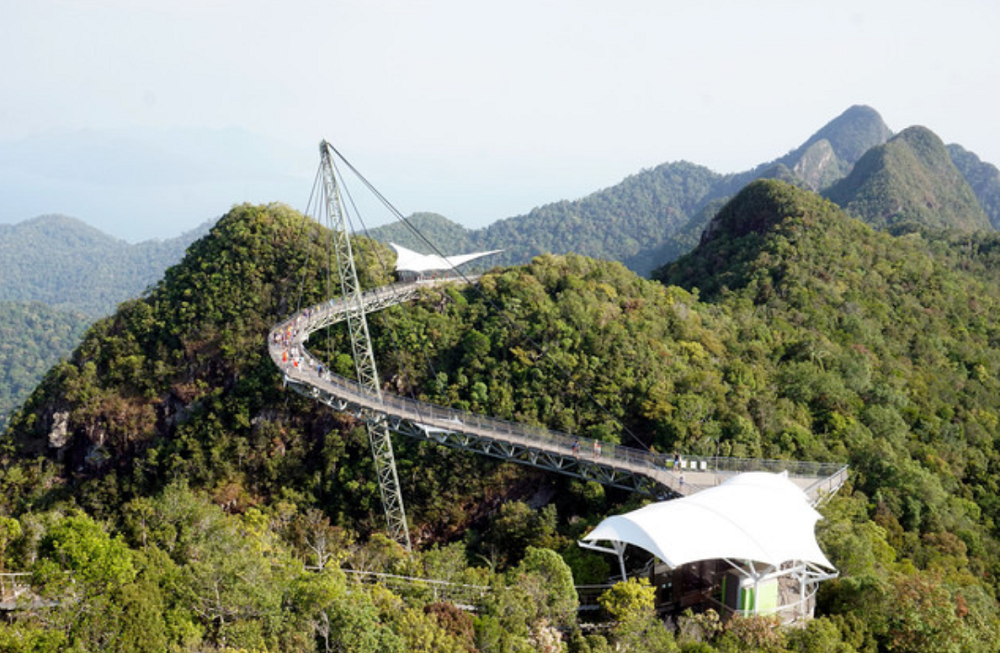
[274, 326, 302, 371]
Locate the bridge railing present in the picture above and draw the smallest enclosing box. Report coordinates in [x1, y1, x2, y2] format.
[273, 286, 847, 493]
[669, 456, 847, 479]
[342, 569, 490, 608]
[287, 342, 679, 481]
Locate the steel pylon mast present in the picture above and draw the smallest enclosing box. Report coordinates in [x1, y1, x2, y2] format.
[318, 140, 411, 551]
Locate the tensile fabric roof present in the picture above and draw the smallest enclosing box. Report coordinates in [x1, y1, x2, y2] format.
[581, 472, 834, 570]
[391, 243, 503, 274]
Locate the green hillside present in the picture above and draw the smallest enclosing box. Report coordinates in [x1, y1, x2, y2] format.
[5, 194, 1000, 650]
[370, 160, 730, 276]
[0, 214, 211, 317]
[0, 301, 89, 432]
[825, 126, 990, 232]
[0, 215, 211, 430]
[364, 211, 473, 254]
[948, 143, 1000, 229]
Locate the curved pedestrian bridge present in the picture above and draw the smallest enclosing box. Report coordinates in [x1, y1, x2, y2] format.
[269, 278, 847, 503]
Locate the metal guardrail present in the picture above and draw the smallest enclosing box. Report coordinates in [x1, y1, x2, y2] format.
[0, 573, 31, 602]
[575, 584, 614, 610]
[342, 569, 490, 609]
[270, 279, 848, 502]
[341, 570, 614, 613]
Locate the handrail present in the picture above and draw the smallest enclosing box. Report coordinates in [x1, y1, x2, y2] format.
[269, 277, 847, 500]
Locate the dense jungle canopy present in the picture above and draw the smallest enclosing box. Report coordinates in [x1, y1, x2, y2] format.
[3, 181, 1000, 651]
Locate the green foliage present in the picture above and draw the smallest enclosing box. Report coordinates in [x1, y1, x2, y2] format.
[596, 579, 680, 651]
[825, 126, 990, 232]
[0, 301, 89, 430]
[947, 143, 1000, 229]
[482, 502, 561, 566]
[597, 577, 656, 623]
[36, 511, 136, 591]
[0, 483, 505, 653]
[508, 546, 578, 627]
[0, 214, 209, 316]
[0, 515, 21, 572]
[5, 167, 1000, 651]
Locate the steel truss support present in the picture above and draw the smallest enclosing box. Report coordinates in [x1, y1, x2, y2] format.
[318, 141, 411, 551]
[284, 374, 672, 499]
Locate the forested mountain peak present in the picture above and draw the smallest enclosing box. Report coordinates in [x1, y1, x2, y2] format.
[0, 213, 212, 316]
[363, 211, 473, 254]
[697, 179, 839, 246]
[2, 213, 125, 248]
[825, 125, 990, 233]
[789, 104, 892, 166]
[947, 142, 1000, 229]
[654, 179, 851, 296]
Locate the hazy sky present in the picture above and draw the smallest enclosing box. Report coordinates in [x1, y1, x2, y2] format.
[1, 0, 998, 241]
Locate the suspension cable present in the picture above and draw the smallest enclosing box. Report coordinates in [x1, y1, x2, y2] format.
[317, 144, 650, 453]
[329, 156, 441, 394]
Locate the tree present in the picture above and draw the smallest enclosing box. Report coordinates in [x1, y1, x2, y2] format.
[0, 516, 21, 572]
[289, 508, 353, 569]
[597, 577, 656, 623]
[599, 579, 677, 653]
[509, 546, 578, 627]
[35, 511, 136, 593]
[483, 502, 560, 566]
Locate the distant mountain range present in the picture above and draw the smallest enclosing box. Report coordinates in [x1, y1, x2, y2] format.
[0, 214, 211, 316]
[0, 216, 211, 426]
[369, 105, 1000, 274]
[3, 104, 1000, 427]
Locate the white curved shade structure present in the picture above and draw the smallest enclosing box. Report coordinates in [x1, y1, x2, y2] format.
[391, 243, 503, 275]
[581, 472, 834, 571]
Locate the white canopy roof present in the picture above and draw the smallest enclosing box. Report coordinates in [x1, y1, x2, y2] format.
[391, 243, 503, 274]
[581, 472, 834, 570]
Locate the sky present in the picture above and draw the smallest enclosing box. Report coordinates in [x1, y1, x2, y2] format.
[1, 0, 998, 242]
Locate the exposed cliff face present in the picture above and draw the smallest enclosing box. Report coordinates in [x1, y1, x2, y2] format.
[772, 104, 893, 191]
[790, 139, 840, 190]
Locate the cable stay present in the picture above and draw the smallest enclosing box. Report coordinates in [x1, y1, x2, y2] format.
[279, 142, 849, 548]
